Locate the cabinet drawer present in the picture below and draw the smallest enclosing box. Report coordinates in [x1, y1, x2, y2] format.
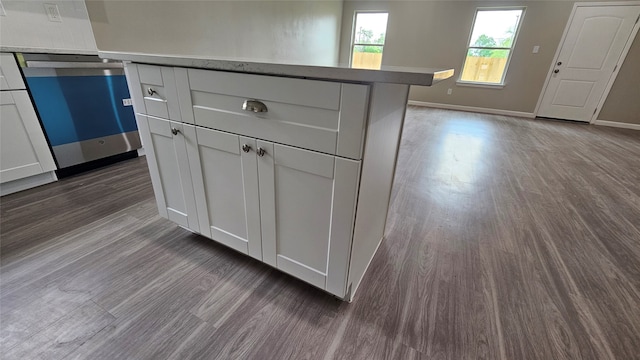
[0, 53, 25, 90]
[126, 64, 180, 121]
[182, 69, 369, 159]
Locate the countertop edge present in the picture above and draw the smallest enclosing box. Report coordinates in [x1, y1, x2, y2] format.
[98, 51, 454, 86]
[1, 46, 98, 56]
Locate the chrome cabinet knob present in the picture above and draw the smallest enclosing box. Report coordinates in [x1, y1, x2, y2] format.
[147, 87, 157, 96]
[242, 144, 252, 153]
[557, 61, 562, 66]
[553, 69, 560, 74]
[242, 99, 268, 113]
[256, 147, 266, 157]
[171, 127, 180, 135]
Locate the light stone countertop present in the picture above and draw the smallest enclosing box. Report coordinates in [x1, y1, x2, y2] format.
[1, 46, 98, 56]
[98, 51, 454, 86]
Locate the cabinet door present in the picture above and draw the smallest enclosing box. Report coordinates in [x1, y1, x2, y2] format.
[258, 141, 361, 296]
[187, 126, 262, 260]
[1, 54, 26, 90]
[136, 115, 199, 231]
[0, 91, 56, 184]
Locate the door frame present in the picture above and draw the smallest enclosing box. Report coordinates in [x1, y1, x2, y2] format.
[533, 1, 640, 123]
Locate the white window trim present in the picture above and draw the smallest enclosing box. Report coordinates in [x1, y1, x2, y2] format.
[349, 11, 389, 68]
[457, 6, 526, 86]
[456, 81, 505, 89]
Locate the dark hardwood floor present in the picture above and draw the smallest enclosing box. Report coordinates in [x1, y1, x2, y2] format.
[2, 106, 640, 359]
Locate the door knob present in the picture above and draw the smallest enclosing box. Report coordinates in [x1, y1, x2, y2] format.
[242, 144, 252, 153]
[553, 69, 560, 74]
[256, 147, 266, 157]
[171, 127, 180, 135]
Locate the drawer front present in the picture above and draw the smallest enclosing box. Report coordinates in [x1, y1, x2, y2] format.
[181, 69, 369, 159]
[126, 64, 180, 121]
[0, 53, 25, 90]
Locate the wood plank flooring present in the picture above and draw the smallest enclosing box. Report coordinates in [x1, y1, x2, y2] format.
[2, 106, 640, 359]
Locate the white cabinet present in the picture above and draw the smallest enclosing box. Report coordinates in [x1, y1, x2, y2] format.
[136, 114, 199, 231]
[187, 126, 262, 260]
[183, 123, 361, 291]
[126, 64, 180, 121]
[1, 52, 57, 195]
[256, 141, 360, 293]
[126, 63, 408, 300]
[0, 91, 56, 184]
[0, 53, 25, 90]
[185, 68, 369, 159]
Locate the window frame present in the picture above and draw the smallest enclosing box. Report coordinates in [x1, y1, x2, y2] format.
[457, 7, 526, 87]
[349, 11, 389, 69]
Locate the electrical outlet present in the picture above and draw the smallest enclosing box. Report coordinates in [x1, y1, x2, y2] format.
[122, 98, 133, 106]
[533, 45, 540, 54]
[44, 3, 62, 22]
[447, 88, 452, 95]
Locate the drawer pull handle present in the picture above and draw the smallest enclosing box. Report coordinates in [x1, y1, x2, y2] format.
[242, 99, 268, 113]
[256, 147, 266, 157]
[147, 87, 157, 96]
[242, 144, 252, 153]
[171, 127, 180, 135]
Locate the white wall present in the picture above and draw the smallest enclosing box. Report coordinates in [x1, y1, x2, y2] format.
[340, 1, 572, 114]
[0, 0, 97, 52]
[87, 1, 342, 66]
[340, 0, 639, 124]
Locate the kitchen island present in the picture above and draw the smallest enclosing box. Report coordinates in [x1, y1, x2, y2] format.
[100, 51, 453, 301]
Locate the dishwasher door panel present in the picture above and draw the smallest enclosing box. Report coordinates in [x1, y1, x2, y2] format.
[22, 57, 141, 170]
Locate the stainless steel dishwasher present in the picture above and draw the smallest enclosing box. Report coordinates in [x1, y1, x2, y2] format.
[19, 53, 141, 177]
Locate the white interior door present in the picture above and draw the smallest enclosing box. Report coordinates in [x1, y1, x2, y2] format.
[538, 5, 640, 122]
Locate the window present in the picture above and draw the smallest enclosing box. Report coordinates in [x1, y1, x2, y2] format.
[350, 12, 389, 70]
[460, 8, 524, 85]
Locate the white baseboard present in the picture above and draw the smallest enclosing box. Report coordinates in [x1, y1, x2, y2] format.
[408, 100, 535, 119]
[0, 171, 57, 196]
[592, 120, 640, 131]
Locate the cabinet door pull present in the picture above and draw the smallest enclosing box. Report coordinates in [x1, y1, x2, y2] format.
[242, 144, 252, 153]
[242, 99, 268, 113]
[256, 147, 266, 157]
[171, 127, 180, 135]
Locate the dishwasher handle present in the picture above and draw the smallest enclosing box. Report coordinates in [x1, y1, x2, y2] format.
[25, 61, 124, 69]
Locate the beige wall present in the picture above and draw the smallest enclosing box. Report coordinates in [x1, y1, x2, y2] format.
[340, 1, 639, 124]
[0, 0, 97, 51]
[598, 34, 640, 124]
[87, 0, 343, 66]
